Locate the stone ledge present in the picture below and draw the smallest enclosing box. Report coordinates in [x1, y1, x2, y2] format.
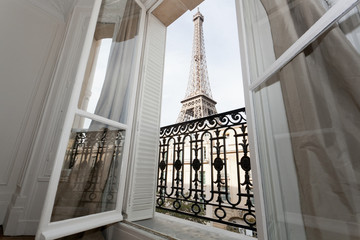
[131, 213, 256, 240]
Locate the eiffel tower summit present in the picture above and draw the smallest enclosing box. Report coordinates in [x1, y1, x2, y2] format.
[176, 9, 217, 123]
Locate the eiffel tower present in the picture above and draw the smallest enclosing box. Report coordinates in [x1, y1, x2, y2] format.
[176, 9, 217, 123]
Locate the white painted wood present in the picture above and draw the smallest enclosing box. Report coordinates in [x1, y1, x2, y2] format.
[124, 14, 166, 221]
[249, 0, 360, 91]
[3, 1, 93, 235]
[75, 109, 129, 130]
[237, 0, 360, 239]
[235, 1, 268, 239]
[39, 4, 94, 179]
[37, 0, 148, 238]
[239, 0, 307, 239]
[148, 0, 163, 12]
[0, 0, 69, 229]
[140, 0, 159, 10]
[36, 1, 104, 238]
[41, 212, 122, 240]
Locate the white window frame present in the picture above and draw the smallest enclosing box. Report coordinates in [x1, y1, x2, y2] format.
[36, 0, 147, 239]
[235, 0, 360, 239]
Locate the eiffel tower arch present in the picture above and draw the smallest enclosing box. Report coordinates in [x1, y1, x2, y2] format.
[176, 9, 217, 123]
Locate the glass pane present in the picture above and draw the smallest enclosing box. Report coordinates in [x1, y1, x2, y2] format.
[51, 115, 125, 222]
[251, 5, 360, 239]
[242, 0, 335, 80]
[77, 0, 142, 124]
[337, 3, 360, 53]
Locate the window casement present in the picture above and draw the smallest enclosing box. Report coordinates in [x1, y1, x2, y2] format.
[236, 0, 360, 239]
[34, 0, 360, 239]
[36, 0, 149, 238]
[121, 12, 167, 222]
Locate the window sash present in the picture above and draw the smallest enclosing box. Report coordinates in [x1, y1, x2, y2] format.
[36, 0, 147, 239]
[248, 0, 360, 91]
[236, 0, 360, 239]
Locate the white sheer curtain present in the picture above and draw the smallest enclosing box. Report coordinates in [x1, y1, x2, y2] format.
[91, 0, 141, 125]
[320, 0, 360, 53]
[51, 0, 141, 222]
[256, 0, 360, 239]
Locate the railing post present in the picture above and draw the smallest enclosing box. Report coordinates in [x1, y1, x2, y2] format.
[156, 108, 256, 234]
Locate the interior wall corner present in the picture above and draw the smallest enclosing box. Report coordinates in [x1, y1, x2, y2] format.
[1, 1, 93, 235]
[152, 0, 203, 26]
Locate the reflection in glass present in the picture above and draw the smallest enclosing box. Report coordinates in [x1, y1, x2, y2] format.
[336, 3, 360, 53]
[77, 0, 142, 125]
[242, 0, 337, 80]
[51, 116, 125, 222]
[249, 4, 360, 240]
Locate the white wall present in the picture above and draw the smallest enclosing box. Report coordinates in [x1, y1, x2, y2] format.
[0, 0, 94, 235]
[0, 0, 65, 224]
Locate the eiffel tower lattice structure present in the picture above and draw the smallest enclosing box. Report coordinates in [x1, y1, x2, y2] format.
[176, 9, 217, 123]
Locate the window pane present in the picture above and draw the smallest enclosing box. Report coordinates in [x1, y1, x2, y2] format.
[251, 5, 360, 239]
[337, 3, 360, 53]
[51, 115, 125, 222]
[242, 0, 335, 80]
[77, 0, 142, 124]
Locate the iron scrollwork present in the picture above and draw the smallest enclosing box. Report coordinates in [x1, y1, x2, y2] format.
[52, 129, 124, 221]
[156, 108, 256, 232]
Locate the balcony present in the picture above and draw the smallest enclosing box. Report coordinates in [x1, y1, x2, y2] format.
[32, 108, 256, 239]
[155, 108, 257, 237]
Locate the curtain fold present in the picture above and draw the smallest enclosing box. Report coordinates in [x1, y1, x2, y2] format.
[91, 0, 140, 125]
[259, 0, 360, 239]
[51, 0, 141, 222]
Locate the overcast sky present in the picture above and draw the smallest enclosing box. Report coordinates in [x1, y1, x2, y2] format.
[160, 0, 245, 126]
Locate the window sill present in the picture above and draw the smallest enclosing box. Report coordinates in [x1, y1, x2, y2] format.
[113, 213, 256, 240]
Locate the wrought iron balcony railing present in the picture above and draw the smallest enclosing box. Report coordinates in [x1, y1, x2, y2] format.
[156, 108, 256, 233]
[52, 129, 123, 221]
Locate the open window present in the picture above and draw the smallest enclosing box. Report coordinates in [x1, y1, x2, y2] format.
[34, 0, 360, 239]
[237, 0, 360, 239]
[36, 0, 146, 238]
